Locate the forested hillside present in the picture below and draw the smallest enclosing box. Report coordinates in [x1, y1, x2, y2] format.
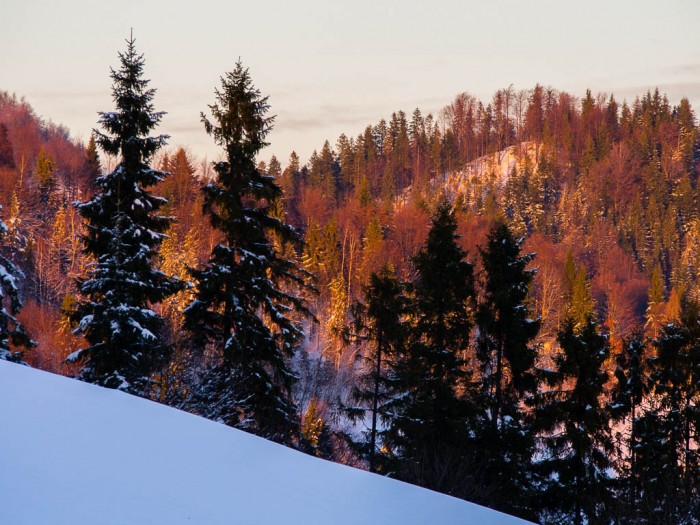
[1, 40, 699, 523]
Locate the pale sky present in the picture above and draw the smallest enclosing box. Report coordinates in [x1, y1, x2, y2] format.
[2, 0, 699, 166]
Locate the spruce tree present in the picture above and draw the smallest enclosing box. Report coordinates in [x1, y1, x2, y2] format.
[0, 206, 33, 362]
[345, 265, 408, 473]
[69, 36, 180, 395]
[34, 147, 57, 209]
[308, 140, 339, 202]
[0, 123, 15, 168]
[300, 396, 333, 459]
[184, 61, 312, 443]
[384, 201, 475, 496]
[569, 265, 595, 325]
[536, 318, 614, 525]
[638, 302, 700, 522]
[279, 151, 300, 213]
[629, 410, 687, 524]
[474, 220, 540, 519]
[83, 132, 101, 187]
[609, 334, 651, 519]
[563, 249, 577, 297]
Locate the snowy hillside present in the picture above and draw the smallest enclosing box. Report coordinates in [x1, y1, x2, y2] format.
[0, 361, 531, 524]
[399, 142, 540, 205]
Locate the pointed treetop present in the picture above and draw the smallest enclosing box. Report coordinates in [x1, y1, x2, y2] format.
[95, 34, 167, 163]
[201, 59, 274, 157]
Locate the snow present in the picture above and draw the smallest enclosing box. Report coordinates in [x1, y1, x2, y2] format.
[0, 361, 530, 525]
[397, 142, 540, 207]
[0, 264, 17, 287]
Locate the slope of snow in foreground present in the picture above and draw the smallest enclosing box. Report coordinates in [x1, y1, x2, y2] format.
[0, 361, 531, 524]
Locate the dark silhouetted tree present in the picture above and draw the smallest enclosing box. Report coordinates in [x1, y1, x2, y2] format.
[69, 36, 180, 395]
[474, 221, 540, 520]
[345, 264, 408, 473]
[0, 206, 33, 362]
[184, 60, 312, 443]
[384, 201, 476, 496]
[536, 318, 614, 525]
[0, 123, 15, 168]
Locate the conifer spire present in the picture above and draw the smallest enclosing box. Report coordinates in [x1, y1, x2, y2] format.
[69, 36, 180, 394]
[184, 60, 313, 443]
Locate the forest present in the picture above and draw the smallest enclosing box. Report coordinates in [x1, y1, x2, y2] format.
[1, 38, 699, 524]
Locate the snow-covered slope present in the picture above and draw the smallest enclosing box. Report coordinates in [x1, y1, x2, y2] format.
[438, 142, 540, 198]
[399, 142, 540, 206]
[0, 361, 530, 524]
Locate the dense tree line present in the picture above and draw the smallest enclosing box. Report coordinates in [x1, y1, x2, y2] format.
[283, 84, 697, 374]
[1, 37, 699, 523]
[346, 206, 699, 523]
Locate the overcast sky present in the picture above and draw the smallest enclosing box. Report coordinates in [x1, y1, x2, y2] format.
[2, 0, 699, 165]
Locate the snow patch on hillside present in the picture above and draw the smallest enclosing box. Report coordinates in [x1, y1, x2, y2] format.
[399, 142, 540, 205]
[0, 361, 531, 524]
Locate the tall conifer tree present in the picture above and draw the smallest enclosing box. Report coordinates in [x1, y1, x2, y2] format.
[345, 265, 408, 473]
[0, 123, 15, 169]
[0, 206, 33, 362]
[184, 61, 312, 443]
[637, 302, 700, 522]
[69, 36, 180, 394]
[609, 334, 651, 518]
[475, 221, 540, 519]
[82, 132, 102, 190]
[384, 201, 475, 496]
[536, 318, 614, 524]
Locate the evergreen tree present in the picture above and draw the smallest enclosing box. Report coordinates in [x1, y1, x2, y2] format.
[637, 302, 700, 522]
[267, 155, 282, 179]
[563, 249, 577, 296]
[609, 334, 651, 519]
[646, 264, 669, 338]
[649, 263, 665, 304]
[359, 217, 384, 279]
[563, 251, 595, 326]
[355, 174, 372, 208]
[381, 162, 397, 207]
[536, 318, 614, 524]
[308, 140, 339, 202]
[384, 201, 475, 496]
[474, 221, 540, 519]
[335, 133, 355, 195]
[629, 410, 687, 524]
[160, 147, 198, 215]
[0, 206, 33, 362]
[83, 132, 101, 185]
[279, 151, 300, 217]
[34, 147, 57, 206]
[0, 123, 15, 168]
[69, 36, 180, 395]
[325, 272, 347, 366]
[300, 396, 333, 459]
[184, 60, 312, 443]
[301, 218, 340, 287]
[345, 265, 408, 473]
